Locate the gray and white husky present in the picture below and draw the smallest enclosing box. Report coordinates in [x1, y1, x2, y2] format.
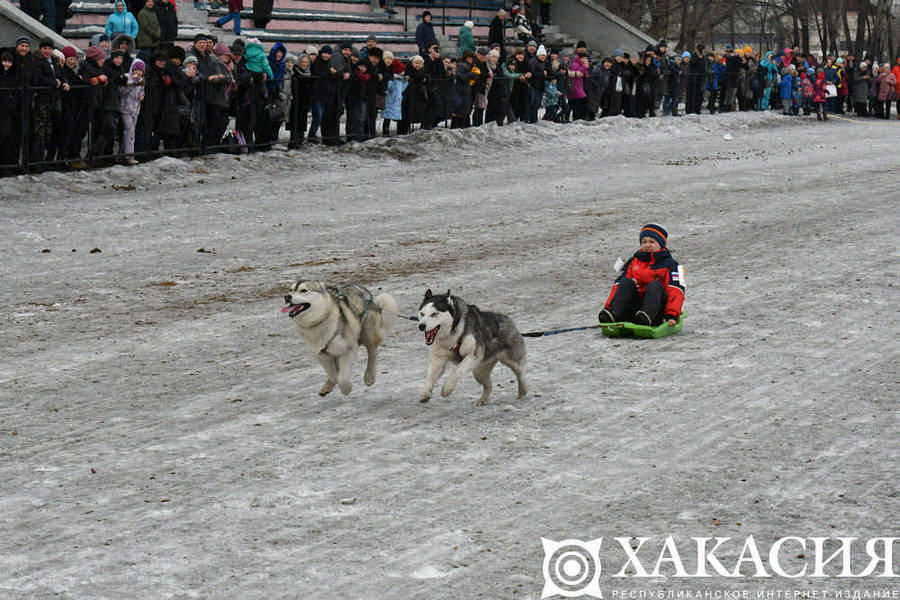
[283, 280, 398, 396]
[417, 289, 527, 406]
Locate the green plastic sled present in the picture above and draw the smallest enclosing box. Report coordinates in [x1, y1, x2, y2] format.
[600, 313, 685, 339]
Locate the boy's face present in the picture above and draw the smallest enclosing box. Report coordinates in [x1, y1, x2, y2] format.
[65, 56, 77, 68]
[155, 58, 166, 69]
[640, 237, 662, 253]
[369, 55, 379, 66]
[41, 46, 52, 59]
[113, 55, 124, 66]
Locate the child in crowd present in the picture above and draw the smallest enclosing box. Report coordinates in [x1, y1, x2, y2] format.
[598, 224, 685, 327]
[120, 58, 145, 164]
[542, 74, 562, 121]
[812, 71, 828, 121]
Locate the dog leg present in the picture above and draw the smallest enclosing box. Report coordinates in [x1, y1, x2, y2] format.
[442, 355, 477, 398]
[501, 355, 528, 399]
[500, 357, 528, 398]
[315, 354, 338, 397]
[419, 354, 448, 403]
[363, 344, 377, 386]
[336, 353, 355, 396]
[472, 360, 496, 406]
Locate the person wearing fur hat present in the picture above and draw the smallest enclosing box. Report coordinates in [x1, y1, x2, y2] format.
[598, 224, 685, 327]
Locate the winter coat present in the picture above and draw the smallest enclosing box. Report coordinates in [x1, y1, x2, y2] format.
[488, 16, 505, 50]
[415, 19, 437, 54]
[383, 73, 407, 120]
[527, 55, 546, 91]
[778, 72, 793, 99]
[603, 248, 685, 321]
[893, 65, 900, 98]
[509, 56, 530, 114]
[120, 67, 145, 115]
[877, 71, 898, 101]
[101, 58, 127, 111]
[252, 0, 273, 28]
[266, 41, 287, 96]
[852, 70, 871, 102]
[310, 54, 331, 102]
[288, 63, 313, 125]
[451, 60, 476, 116]
[105, 1, 139, 40]
[135, 6, 161, 48]
[153, 0, 177, 43]
[566, 55, 588, 100]
[206, 54, 233, 107]
[401, 64, 429, 123]
[812, 76, 826, 103]
[244, 42, 274, 79]
[799, 75, 813, 99]
[78, 58, 106, 113]
[458, 25, 475, 55]
[836, 67, 849, 98]
[543, 80, 560, 107]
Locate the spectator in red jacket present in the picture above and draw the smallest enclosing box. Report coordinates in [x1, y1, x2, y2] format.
[598, 224, 685, 327]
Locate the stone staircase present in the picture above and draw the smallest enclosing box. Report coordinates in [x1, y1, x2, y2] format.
[55, 0, 573, 56]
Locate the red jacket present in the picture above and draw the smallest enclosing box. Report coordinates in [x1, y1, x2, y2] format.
[604, 249, 685, 320]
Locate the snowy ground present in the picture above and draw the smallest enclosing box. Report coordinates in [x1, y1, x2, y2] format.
[1, 112, 898, 600]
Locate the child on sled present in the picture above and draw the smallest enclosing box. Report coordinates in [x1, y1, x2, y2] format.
[598, 224, 685, 327]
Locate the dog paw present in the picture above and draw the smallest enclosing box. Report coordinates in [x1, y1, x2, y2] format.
[318, 381, 335, 397]
[364, 371, 376, 386]
[418, 392, 431, 403]
[475, 396, 490, 407]
[339, 381, 352, 395]
[440, 383, 454, 397]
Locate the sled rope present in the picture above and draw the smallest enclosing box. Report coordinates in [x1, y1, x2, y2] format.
[521, 324, 603, 338]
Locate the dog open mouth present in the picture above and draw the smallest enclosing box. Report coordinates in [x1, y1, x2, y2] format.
[424, 326, 439, 345]
[281, 303, 311, 318]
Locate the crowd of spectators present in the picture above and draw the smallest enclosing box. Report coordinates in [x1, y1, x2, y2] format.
[3, 20, 900, 173]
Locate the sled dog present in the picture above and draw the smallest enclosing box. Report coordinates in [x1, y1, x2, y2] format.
[283, 280, 398, 396]
[417, 289, 527, 406]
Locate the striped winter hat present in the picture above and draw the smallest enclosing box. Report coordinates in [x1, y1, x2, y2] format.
[639, 224, 668, 248]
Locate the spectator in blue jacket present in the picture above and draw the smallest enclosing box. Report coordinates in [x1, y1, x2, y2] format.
[778, 66, 794, 114]
[106, 0, 140, 40]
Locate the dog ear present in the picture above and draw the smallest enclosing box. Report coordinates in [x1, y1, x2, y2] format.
[424, 288, 432, 299]
[446, 289, 451, 297]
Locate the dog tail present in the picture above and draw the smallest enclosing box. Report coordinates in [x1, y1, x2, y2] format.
[374, 293, 399, 331]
